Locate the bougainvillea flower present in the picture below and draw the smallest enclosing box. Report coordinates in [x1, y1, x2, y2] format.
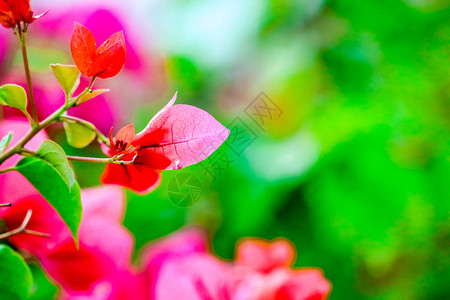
[0, 75, 118, 135]
[235, 238, 296, 274]
[141, 228, 232, 300]
[100, 92, 230, 194]
[141, 229, 332, 300]
[232, 267, 331, 300]
[232, 238, 332, 300]
[0, 0, 47, 28]
[71, 22, 126, 79]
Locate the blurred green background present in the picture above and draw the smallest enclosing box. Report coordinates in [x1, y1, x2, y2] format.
[8, 0, 450, 299]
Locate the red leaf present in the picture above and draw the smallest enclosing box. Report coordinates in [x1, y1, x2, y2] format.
[70, 22, 97, 77]
[132, 92, 230, 170]
[70, 23, 126, 79]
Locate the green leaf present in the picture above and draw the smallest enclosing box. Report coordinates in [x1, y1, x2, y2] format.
[0, 84, 28, 112]
[35, 140, 75, 189]
[50, 64, 80, 96]
[0, 132, 13, 155]
[0, 245, 33, 300]
[16, 157, 82, 244]
[63, 121, 96, 148]
[77, 89, 109, 105]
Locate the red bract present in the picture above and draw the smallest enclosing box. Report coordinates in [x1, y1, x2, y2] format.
[0, 0, 46, 28]
[100, 92, 230, 194]
[70, 22, 126, 79]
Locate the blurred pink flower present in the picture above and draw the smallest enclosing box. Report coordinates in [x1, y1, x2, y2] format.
[235, 238, 296, 274]
[0, 120, 331, 299]
[140, 229, 331, 300]
[232, 238, 331, 300]
[141, 228, 232, 300]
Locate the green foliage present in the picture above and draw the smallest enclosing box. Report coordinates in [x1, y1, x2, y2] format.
[50, 64, 80, 96]
[16, 156, 82, 244]
[63, 121, 96, 148]
[0, 84, 28, 113]
[0, 245, 33, 300]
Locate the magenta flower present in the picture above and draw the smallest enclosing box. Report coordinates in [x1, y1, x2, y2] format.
[232, 238, 332, 300]
[141, 228, 232, 300]
[100, 92, 230, 194]
[139, 228, 332, 300]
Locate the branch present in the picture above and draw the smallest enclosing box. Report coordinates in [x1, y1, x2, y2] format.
[0, 78, 97, 167]
[21, 148, 134, 165]
[66, 154, 134, 165]
[0, 167, 17, 175]
[0, 209, 51, 240]
[17, 23, 38, 125]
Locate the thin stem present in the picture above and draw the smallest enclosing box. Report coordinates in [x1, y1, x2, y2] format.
[0, 209, 51, 240]
[66, 155, 134, 165]
[88, 76, 96, 90]
[17, 23, 38, 125]
[60, 115, 109, 145]
[0, 167, 17, 174]
[23, 110, 34, 127]
[0, 203, 12, 207]
[21, 148, 133, 165]
[65, 155, 113, 164]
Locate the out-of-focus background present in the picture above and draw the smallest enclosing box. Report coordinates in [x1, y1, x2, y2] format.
[1, 0, 449, 299]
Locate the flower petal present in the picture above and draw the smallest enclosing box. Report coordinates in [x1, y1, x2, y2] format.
[70, 22, 97, 77]
[115, 123, 135, 144]
[100, 163, 162, 194]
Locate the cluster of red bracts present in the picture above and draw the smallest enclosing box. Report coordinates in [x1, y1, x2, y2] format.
[2, 0, 228, 193]
[70, 22, 126, 79]
[0, 119, 330, 299]
[100, 92, 230, 193]
[70, 20, 229, 192]
[69, 21, 229, 193]
[0, 0, 46, 28]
